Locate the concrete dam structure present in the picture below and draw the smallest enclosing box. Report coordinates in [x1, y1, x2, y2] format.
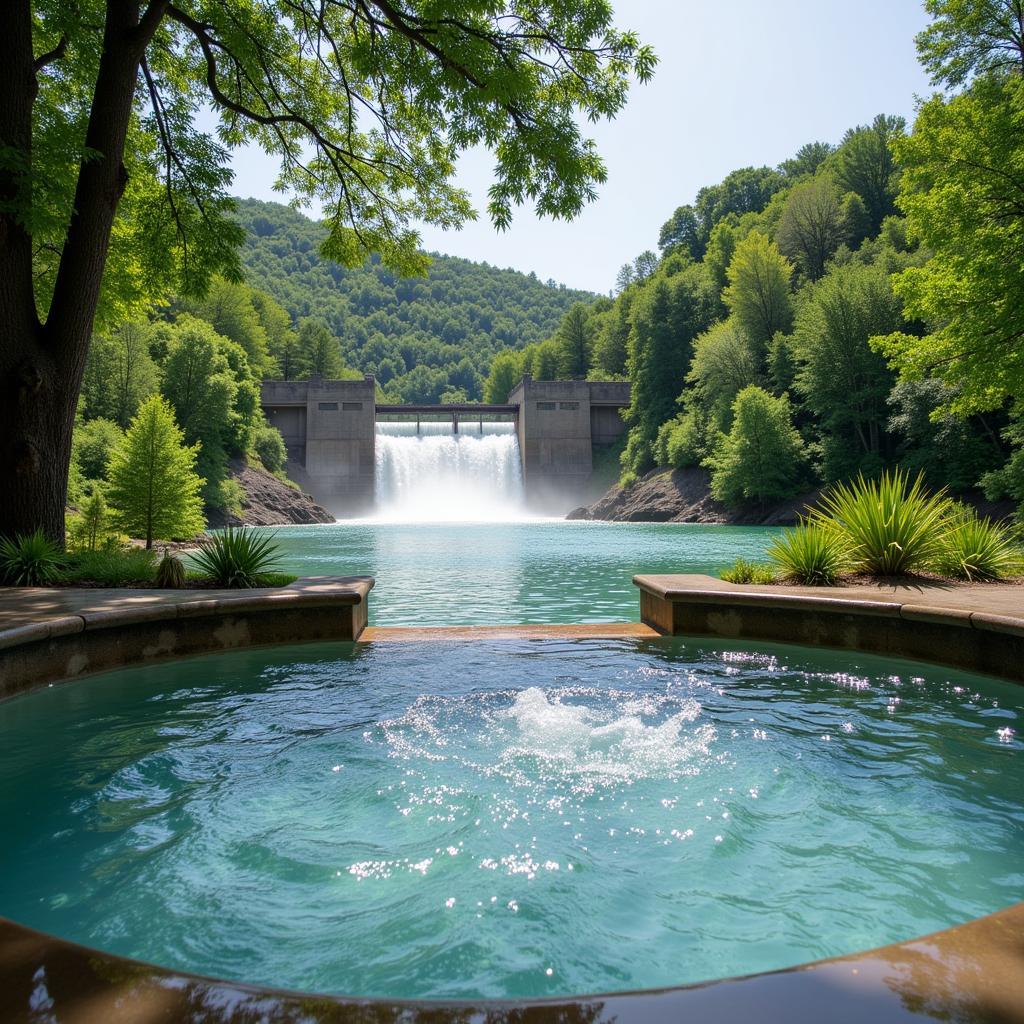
[261, 376, 631, 516]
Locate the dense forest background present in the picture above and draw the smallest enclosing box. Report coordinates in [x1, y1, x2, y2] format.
[237, 199, 596, 403]
[74, 1, 1024, 522]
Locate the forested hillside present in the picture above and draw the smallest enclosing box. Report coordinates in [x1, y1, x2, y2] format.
[484, 4, 1024, 520]
[236, 199, 595, 402]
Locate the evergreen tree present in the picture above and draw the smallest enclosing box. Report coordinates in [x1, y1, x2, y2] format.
[622, 267, 714, 473]
[828, 114, 905, 234]
[556, 304, 595, 378]
[707, 387, 807, 509]
[106, 397, 206, 549]
[299, 319, 347, 379]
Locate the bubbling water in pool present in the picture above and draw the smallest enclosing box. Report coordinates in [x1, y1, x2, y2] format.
[1, 638, 1021, 1000]
[383, 686, 712, 787]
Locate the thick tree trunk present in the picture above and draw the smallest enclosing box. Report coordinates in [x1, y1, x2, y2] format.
[0, 1, 159, 543]
[0, 3, 61, 540]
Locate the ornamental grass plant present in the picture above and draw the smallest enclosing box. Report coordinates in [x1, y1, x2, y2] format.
[809, 470, 953, 576]
[0, 530, 62, 586]
[192, 528, 283, 588]
[933, 513, 1023, 582]
[59, 547, 158, 586]
[765, 523, 850, 586]
[720, 558, 777, 584]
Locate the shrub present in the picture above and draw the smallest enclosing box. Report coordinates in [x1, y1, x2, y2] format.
[707, 387, 807, 509]
[720, 558, 777, 584]
[934, 515, 1023, 582]
[191, 528, 282, 588]
[767, 523, 850, 586]
[155, 550, 188, 589]
[59, 548, 158, 586]
[809, 469, 952, 576]
[72, 417, 125, 481]
[0, 530, 63, 586]
[67, 490, 111, 552]
[253, 424, 288, 473]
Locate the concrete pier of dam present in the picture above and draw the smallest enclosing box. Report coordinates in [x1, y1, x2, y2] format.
[261, 375, 630, 516]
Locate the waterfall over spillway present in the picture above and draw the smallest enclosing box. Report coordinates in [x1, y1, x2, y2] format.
[374, 421, 527, 521]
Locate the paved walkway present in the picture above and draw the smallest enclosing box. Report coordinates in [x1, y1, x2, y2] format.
[634, 573, 1023, 616]
[0, 577, 371, 633]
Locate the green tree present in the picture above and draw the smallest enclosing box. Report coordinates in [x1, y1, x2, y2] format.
[189, 277, 275, 377]
[591, 288, 634, 377]
[521, 338, 563, 381]
[160, 317, 239, 507]
[483, 349, 526, 403]
[875, 76, 1024, 416]
[779, 141, 834, 179]
[555, 303, 595, 378]
[685, 319, 762, 431]
[707, 387, 807, 509]
[622, 266, 714, 473]
[2, 2, 653, 541]
[792, 262, 902, 480]
[106, 396, 206, 548]
[658, 204, 703, 258]
[916, 0, 1024, 87]
[81, 321, 159, 427]
[722, 231, 794, 347]
[299, 318, 349, 380]
[828, 114, 905, 234]
[72, 417, 125, 482]
[776, 175, 848, 281]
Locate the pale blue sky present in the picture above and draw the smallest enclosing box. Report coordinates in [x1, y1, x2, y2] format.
[222, 0, 933, 293]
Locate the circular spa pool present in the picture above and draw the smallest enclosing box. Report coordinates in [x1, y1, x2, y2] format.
[1, 637, 1021, 1000]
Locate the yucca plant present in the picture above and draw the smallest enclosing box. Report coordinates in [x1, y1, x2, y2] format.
[0, 530, 63, 586]
[766, 522, 850, 586]
[155, 549, 188, 589]
[191, 528, 282, 588]
[934, 514, 1023, 582]
[720, 558, 777, 584]
[809, 470, 953, 576]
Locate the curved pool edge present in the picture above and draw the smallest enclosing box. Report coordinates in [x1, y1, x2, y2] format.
[0, 576, 373, 701]
[1, 574, 1023, 1022]
[635, 573, 1024, 682]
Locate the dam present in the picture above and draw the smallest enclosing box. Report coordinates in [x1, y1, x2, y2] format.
[261, 375, 631, 516]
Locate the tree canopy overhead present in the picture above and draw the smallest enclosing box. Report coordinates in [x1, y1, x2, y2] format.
[4, 0, 654, 540]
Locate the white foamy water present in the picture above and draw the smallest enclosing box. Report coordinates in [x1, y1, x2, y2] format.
[374, 421, 527, 521]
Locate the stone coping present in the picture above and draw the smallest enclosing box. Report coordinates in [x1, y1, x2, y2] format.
[634, 573, 1024, 681]
[0, 576, 373, 700]
[1, 578, 1023, 1021]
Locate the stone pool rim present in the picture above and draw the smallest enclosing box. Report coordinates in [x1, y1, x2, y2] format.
[0, 574, 1022, 1023]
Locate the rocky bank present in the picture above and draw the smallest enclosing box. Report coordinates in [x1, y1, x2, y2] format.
[567, 467, 816, 525]
[207, 460, 335, 528]
[568, 467, 1017, 526]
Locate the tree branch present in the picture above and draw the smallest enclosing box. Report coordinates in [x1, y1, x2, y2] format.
[32, 34, 67, 72]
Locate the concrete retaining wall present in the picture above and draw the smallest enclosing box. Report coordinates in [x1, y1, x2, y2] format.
[635, 574, 1024, 682]
[0, 577, 373, 701]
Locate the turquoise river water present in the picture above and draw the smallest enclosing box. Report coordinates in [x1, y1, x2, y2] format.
[265, 520, 778, 625]
[1, 637, 1021, 999]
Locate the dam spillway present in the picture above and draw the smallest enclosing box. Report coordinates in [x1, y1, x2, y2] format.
[374, 421, 526, 521]
[260, 375, 631, 517]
